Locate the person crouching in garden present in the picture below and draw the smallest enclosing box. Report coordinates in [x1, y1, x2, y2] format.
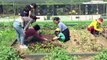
[53, 28, 65, 42]
[87, 18, 104, 35]
[25, 24, 47, 44]
[53, 17, 70, 42]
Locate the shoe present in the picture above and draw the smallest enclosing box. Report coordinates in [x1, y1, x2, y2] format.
[20, 45, 28, 49]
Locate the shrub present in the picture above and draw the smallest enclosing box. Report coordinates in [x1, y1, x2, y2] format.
[0, 46, 20, 60]
[93, 49, 107, 60]
[45, 47, 77, 60]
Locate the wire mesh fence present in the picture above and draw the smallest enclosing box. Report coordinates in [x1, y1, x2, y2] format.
[0, 0, 107, 21]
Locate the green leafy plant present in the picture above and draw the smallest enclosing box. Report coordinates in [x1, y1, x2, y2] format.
[0, 46, 20, 60]
[0, 22, 20, 60]
[44, 47, 77, 60]
[93, 49, 107, 60]
[28, 42, 61, 53]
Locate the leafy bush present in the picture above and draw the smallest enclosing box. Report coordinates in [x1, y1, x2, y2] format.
[45, 47, 77, 60]
[0, 22, 13, 28]
[0, 23, 20, 60]
[0, 28, 15, 46]
[93, 49, 107, 60]
[0, 46, 20, 60]
[28, 42, 62, 53]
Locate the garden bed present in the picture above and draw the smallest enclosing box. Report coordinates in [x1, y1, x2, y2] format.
[11, 29, 107, 60]
[65, 30, 107, 53]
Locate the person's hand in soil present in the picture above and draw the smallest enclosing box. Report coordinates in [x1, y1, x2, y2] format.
[99, 28, 104, 33]
[99, 30, 104, 34]
[101, 27, 106, 33]
[43, 38, 48, 41]
[53, 36, 59, 40]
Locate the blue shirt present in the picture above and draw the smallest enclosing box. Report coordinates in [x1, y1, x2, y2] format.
[58, 22, 67, 32]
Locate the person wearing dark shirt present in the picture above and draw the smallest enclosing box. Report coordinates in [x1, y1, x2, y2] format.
[19, 3, 37, 17]
[19, 3, 38, 29]
[25, 24, 47, 43]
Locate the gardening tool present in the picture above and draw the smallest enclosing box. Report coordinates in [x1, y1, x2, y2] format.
[11, 16, 39, 46]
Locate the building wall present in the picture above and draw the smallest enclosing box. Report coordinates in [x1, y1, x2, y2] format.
[36, 15, 101, 21]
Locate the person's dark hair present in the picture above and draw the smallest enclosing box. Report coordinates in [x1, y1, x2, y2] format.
[20, 3, 37, 16]
[25, 5, 32, 11]
[33, 24, 40, 31]
[53, 17, 60, 21]
[24, 3, 37, 12]
[31, 3, 37, 9]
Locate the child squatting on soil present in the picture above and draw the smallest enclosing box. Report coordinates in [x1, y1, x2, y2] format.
[53, 28, 65, 42]
[87, 18, 104, 35]
[53, 17, 70, 42]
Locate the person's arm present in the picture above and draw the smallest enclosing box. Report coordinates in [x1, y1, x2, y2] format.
[23, 17, 33, 31]
[34, 32, 46, 41]
[53, 33, 65, 41]
[53, 36, 59, 40]
[93, 22, 103, 32]
[29, 11, 32, 17]
[29, 10, 39, 23]
[58, 33, 65, 41]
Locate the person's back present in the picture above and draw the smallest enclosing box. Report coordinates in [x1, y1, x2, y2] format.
[58, 22, 67, 32]
[25, 28, 36, 39]
[88, 20, 97, 28]
[25, 25, 46, 42]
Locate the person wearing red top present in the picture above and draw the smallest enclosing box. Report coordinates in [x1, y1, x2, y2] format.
[25, 24, 47, 43]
